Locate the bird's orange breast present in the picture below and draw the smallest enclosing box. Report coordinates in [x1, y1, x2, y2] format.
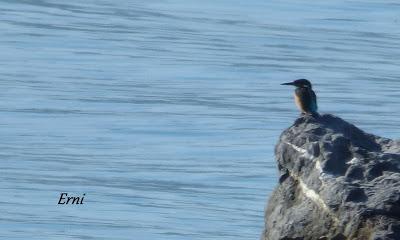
[294, 93, 306, 113]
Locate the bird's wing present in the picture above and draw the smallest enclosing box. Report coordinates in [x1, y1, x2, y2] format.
[295, 88, 313, 113]
[311, 89, 318, 112]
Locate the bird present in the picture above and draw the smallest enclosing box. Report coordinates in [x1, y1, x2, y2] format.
[281, 79, 318, 115]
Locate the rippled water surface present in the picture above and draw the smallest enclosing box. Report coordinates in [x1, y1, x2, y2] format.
[1, 0, 399, 239]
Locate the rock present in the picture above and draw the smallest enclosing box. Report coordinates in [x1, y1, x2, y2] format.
[262, 114, 400, 240]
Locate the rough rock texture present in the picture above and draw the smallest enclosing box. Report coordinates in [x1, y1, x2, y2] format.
[262, 114, 400, 240]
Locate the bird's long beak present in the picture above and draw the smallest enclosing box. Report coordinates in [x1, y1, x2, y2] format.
[281, 82, 295, 86]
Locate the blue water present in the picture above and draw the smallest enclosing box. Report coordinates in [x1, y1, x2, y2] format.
[1, 0, 399, 239]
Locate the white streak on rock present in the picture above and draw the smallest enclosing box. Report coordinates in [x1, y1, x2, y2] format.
[298, 178, 339, 224]
[284, 141, 322, 174]
[315, 160, 323, 173]
[298, 179, 328, 210]
[284, 141, 307, 154]
[283, 141, 338, 223]
[348, 157, 359, 165]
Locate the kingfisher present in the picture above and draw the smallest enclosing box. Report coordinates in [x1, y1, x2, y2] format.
[281, 79, 318, 115]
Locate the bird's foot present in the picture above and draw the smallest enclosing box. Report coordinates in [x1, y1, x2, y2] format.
[300, 112, 320, 118]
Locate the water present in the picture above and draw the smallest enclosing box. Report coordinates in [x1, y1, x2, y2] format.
[0, 0, 399, 239]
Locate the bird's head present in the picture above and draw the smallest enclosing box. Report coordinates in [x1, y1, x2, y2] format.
[281, 79, 312, 88]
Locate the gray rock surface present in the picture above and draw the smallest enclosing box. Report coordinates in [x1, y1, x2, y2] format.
[262, 114, 400, 240]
